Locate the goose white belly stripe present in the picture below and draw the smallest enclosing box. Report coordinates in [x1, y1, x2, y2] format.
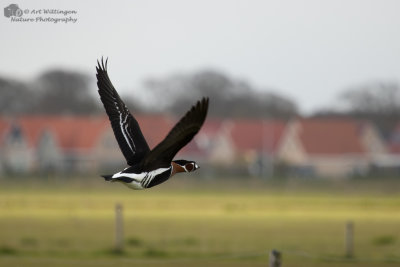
[143, 174, 151, 187]
[112, 171, 146, 181]
[142, 173, 149, 186]
[142, 167, 171, 187]
[112, 167, 171, 184]
[143, 174, 153, 187]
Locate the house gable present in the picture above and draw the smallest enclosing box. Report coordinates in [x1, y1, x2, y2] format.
[276, 120, 307, 165]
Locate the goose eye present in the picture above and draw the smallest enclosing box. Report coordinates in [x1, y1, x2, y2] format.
[185, 163, 194, 172]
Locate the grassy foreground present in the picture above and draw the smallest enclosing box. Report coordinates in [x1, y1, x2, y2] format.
[0, 176, 400, 266]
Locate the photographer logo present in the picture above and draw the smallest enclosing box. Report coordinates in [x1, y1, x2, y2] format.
[4, 4, 23, 17]
[3, 3, 78, 24]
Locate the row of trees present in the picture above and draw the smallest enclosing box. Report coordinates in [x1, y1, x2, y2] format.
[314, 82, 400, 137]
[0, 68, 299, 118]
[142, 70, 297, 118]
[0, 70, 98, 115]
[1, 68, 399, 136]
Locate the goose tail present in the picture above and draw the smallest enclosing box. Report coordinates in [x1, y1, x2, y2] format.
[101, 174, 113, 181]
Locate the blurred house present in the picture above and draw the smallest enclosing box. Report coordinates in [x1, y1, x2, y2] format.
[188, 119, 234, 165]
[387, 123, 400, 154]
[0, 115, 396, 178]
[374, 123, 400, 173]
[229, 119, 286, 176]
[277, 118, 388, 177]
[0, 116, 122, 174]
[1, 122, 33, 173]
[184, 118, 286, 176]
[0, 115, 176, 175]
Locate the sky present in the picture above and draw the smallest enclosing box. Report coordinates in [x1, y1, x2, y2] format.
[1, 0, 400, 114]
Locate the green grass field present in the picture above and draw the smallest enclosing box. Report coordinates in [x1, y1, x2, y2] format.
[1, 176, 400, 266]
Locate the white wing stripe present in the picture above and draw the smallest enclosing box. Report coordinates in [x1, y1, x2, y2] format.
[122, 105, 136, 150]
[124, 122, 136, 150]
[113, 97, 136, 154]
[119, 113, 134, 152]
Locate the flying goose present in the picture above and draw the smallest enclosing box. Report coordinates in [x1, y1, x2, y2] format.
[96, 58, 209, 189]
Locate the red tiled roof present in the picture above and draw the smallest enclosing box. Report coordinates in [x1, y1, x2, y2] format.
[135, 115, 174, 149]
[230, 119, 286, 153]
[297, 119, 366, 155]
[0, 118, 10, 133]
[0, 118, 11, 143]
[389, 144, 400, 154]
[0, 115, 202, 154]
[16, 116, 110, 150]
[199, 118, 225, 136]
[13, 115, 177, 151]
[0, 116, 288, 158]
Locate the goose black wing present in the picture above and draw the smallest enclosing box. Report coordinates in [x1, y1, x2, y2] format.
[140, 97, 209, 171]
[96, 58, 150, 166]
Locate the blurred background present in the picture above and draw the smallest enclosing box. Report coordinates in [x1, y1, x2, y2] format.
[1, 1, 400, 266]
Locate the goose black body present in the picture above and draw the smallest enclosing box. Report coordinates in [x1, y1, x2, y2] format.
[96, 58, 209, 190]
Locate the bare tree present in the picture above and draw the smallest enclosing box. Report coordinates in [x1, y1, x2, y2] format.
[0, 68, 298, 119]
[341, 82, 400, 115]
[339, 82, 400, 136]
[142, 69, 298, 119]
[0, 77, 36, 115]
[34, 70, 99, 115]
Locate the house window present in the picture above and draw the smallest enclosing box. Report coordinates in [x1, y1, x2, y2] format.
[9, 125, 24, 145]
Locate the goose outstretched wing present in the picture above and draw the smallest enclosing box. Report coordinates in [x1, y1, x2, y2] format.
[140, 97, 209, 171]
[96, 58, 150, 166]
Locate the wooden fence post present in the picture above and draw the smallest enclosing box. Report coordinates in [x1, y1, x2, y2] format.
[115, 203, 124, 252]
[269, 249, 281, 267]
[345, 221, 354, 258]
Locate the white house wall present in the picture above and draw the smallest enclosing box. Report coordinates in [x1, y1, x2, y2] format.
[308, 155, 369, 178]
[276, 120, 308, 165]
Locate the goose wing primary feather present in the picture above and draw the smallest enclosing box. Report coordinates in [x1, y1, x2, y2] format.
[96, 58, 150, 166]
[140, 97, 209, 171]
